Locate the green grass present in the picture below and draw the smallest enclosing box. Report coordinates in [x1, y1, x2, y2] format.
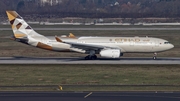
[0, 86, 179, 91]
[0, 64, 180, 91]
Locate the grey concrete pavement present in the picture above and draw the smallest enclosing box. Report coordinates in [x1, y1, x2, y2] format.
[0, 91, 179, 101]
[0, 57, 179, 64]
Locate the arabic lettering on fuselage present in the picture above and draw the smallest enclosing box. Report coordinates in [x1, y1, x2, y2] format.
[115, 38, 140, 42]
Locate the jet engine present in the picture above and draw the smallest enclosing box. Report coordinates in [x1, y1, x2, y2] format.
[100, 49, 121, 58]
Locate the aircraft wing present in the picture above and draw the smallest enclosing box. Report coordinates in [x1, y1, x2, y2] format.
[63, 41, 105, 50]
[55, 36, 118, 51]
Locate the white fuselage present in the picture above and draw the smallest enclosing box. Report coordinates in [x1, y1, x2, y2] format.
[42, 36, 174, 54]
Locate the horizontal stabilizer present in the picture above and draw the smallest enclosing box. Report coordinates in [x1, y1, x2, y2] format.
[55, 36, 63, 42]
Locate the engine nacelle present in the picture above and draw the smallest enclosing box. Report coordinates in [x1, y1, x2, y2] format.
[100, 49, 121, 58]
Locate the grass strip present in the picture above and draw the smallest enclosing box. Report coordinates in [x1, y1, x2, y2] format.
[0, 64, 179, 91]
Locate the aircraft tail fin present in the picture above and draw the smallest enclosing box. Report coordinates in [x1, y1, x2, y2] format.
[69, 33, 76, 38]
[6, 11, 42, 39]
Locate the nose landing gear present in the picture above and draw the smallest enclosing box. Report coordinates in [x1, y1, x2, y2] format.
[153, 52, 157, 60]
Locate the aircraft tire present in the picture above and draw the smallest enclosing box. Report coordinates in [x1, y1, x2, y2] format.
[85, 55, 90, 60]
[91, 55, 97, 60]
[85, 55, 97, 60]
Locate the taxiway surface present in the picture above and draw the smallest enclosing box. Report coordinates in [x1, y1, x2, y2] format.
[0, 57, 179, 64]
[0, 91, 179, 101]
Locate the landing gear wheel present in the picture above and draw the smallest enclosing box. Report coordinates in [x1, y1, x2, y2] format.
[153, 56, 157, 60]
[91, 55, 97, 60]
[85, 55, 90, 60]
[153, 52, 157, 60]
[85, 55, 97, 60]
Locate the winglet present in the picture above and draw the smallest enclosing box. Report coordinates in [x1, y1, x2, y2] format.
[69, 33, 76, 38]
[55, 36, 63, 42]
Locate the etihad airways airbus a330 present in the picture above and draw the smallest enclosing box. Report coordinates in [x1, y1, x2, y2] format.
[6, 11, 174, 60]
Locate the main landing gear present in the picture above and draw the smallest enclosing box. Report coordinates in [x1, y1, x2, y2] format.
[85, 50, 97, 60]
[153, 52, 157, 60]
[85, 55, 97, 60]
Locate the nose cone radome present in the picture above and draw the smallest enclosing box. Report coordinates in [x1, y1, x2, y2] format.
[165, 44, 174, 50]
[170, 44, 174, 49]
[161, 43, 174, 52]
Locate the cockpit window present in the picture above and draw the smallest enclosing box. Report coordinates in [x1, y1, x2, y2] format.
[164, 42, 170, 44]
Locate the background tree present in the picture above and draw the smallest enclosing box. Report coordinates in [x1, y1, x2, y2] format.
[0, 0, 180, 18]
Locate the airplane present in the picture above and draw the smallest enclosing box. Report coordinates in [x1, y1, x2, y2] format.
[6, 11, 174, 60]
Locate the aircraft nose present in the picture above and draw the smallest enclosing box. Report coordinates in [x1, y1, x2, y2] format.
[169, 44, 174, 49]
